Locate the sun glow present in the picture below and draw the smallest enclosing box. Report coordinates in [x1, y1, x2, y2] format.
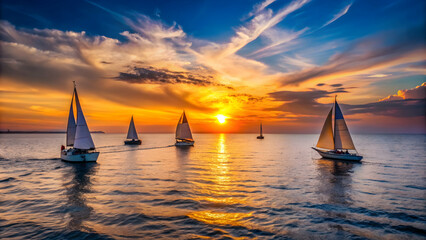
[216, 114, 227, 124]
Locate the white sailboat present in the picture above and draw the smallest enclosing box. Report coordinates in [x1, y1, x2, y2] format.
[312, 97, 363, 161]
[124, 116, 141, 145]
[61, 83, 99, 162]
[257, 123, 264, 139]
[175, 111, 194, 146]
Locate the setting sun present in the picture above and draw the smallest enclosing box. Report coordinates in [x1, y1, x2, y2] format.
[216, 115, 227, 124]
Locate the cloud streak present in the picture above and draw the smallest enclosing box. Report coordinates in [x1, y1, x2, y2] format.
[280, 27, 426, 85]
[115, 66, 233, 89]
[322, 3, 352, 28]
[215, 0, 310, 57]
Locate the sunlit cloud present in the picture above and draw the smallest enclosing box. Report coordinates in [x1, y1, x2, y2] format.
[368, 74, 389, 78]
[379, 82, 426, 101]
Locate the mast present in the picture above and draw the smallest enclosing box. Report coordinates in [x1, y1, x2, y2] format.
[260, 123, 263, 136]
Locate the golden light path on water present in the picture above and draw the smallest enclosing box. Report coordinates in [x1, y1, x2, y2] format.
[187, 134, 257, 230]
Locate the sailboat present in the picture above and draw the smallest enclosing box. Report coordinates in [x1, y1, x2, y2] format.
[124, 116, 141, 145]
[61, 83, 99, 162]
[257, 123, 264, 139]
[175, 111, 194, 146]
[312, 97, 363, 161]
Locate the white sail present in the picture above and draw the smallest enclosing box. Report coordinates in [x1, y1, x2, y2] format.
[316, 108, 334, 150]
[73, 88, 95, 150]
[334, 100, 356, 150]
[175, 111, 193, 140]
[66, 89, 76, 146]
[126, 116, 139, 140]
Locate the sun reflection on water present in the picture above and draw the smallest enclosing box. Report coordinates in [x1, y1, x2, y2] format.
[188, 134, 252, 226]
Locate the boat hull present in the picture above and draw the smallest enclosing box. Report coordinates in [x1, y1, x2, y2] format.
[257, 136, 264, 139]
[61, 150, 99, 162]
[175, 141, 194, 147]
[124, 139, 142, 145]
[312, 147, 362, 161]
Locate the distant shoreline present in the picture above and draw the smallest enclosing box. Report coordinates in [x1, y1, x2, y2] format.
[0, 131, 105, 134]
[0, 131, 424, 135]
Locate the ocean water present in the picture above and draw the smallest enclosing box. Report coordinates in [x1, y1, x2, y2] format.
[0, 133, 425, 239]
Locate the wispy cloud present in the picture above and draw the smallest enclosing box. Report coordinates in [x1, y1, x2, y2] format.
[368, 74, 389, 78]
[246, 0, 277, 19]
[215, 0, 310, 57]
[279, 27, 426, 85]
[322, 3, 352, 28]
[248, 27, 308, 58]
[279, 54, 316, 71]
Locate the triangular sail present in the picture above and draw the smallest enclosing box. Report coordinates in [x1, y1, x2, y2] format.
[334, 100, 356, 150]
[73, 88, 95, 150]
[316, 108, 334, 149]
[260, 123, 263, 136]
[175, 111, 193, 140]
[126, 116, 139, 140]
[66, 89, 76, 146]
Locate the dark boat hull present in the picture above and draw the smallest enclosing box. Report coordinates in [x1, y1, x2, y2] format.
[257, 136, 264, 139]
[124, 139, 142, 145]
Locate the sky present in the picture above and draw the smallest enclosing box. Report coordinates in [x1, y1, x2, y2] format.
[0, 0, 425, 133]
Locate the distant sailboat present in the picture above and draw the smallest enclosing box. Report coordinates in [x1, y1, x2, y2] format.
[257, 123, 264, 139]
[61, 83, 99, 162]
[175, 111, 194, 146]
[124, 116, 141, 145]
[312, 97, 363, 161]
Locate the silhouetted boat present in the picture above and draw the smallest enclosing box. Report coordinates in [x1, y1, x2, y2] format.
[175, 111, 194, 146]
[61, 83, 99, 162]
[312, 97, 362, 161]
[124, 116, 141, 145]
[257, 123, 264, 139]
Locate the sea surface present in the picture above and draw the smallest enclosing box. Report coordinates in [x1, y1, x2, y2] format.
[0, 133, 425, 239]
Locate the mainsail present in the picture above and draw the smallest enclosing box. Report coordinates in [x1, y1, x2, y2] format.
[333, 100, 355, 150]
[175, 111, 193, 140]
[316, 108, 334, 149]
[73, 88, 95, 150]
[126, 116, 139, 140]
[66, 89, 76, 146]
[260, 123, 263, 136]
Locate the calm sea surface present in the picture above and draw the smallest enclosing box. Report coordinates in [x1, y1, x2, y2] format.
[0, 133, 425, 239]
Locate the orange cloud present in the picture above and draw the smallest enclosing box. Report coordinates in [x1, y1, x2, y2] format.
[380, 82, 426, 101]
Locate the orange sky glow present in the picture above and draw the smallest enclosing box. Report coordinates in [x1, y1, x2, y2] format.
[0, 1, 425, 134]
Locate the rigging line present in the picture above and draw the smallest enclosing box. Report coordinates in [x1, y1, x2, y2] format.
[97, 145, 123, 149]
[102, 145, 175, 154]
